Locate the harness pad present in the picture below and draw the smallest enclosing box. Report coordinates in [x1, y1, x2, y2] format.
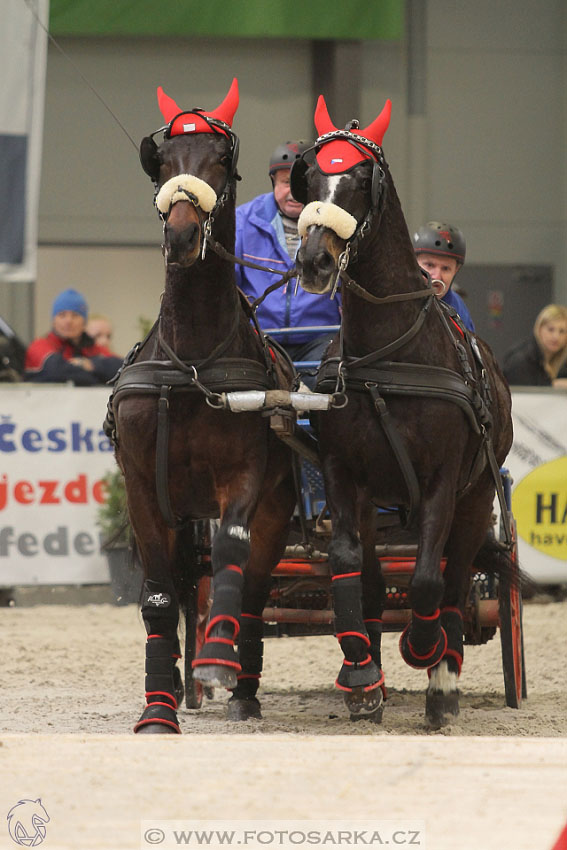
[298, 201, 357, 240]
[156, 173, 217, 214]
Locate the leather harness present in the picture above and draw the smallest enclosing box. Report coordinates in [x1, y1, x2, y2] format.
[105, 291, 283, 528]
[315, 292, 513, 547]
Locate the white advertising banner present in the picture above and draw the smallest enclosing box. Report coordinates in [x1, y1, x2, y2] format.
[507, 389, 567, 584]
[0, 385, 565, 587]
[0, 0, 49, 282]
[0, 385, 114, 585]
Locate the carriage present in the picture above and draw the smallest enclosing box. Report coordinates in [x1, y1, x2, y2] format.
[106, 79, 527, 734]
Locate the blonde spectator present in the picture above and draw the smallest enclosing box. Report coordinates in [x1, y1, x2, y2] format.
[503, 304, 567, 388]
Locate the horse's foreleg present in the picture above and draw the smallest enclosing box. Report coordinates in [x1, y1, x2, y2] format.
[360, 503, 387, 700]
[229, 473, 296, 721]
[399, 478, 455, 673]
[326, 470, 384, 720]
[134, 567, 182, 735]
[192, 510, 251, 689]
[426, 484, 496, 726]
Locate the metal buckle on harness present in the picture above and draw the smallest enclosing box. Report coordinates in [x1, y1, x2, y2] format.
[201, 216, 213, 261]
[331, 245, 350, 300]
[330, 361, 348, 408]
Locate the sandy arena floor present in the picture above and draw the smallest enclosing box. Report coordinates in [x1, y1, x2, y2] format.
[0, 599, 566, 849]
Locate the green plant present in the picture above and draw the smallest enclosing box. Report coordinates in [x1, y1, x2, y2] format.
[97, 467, 130, 548]
[137, 315, 153, 338]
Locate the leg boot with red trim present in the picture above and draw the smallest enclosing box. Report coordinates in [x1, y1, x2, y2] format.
[332, 572, 384, 721]
[135, 580, 181, 734]
[227, 612, 263, 721]
[425, 607, 463, 727]
[399, 607, 447, 670]
[193, 523, 249, 689]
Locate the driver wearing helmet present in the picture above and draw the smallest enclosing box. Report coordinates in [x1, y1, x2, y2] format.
[235, 140, 341, 387]
[413, 221, 475, 332]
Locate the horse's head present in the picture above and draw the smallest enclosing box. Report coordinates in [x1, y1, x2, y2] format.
[293, 96, 391, 294]
[139, 79, 240, 267]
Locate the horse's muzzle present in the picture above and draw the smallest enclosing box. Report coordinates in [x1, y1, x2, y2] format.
[163, 201, 201, 266]
[296, 239, 337, 294]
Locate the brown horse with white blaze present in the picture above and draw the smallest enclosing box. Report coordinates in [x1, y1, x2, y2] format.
[109, 80, 295, 732]
[292, 96, 513, 726]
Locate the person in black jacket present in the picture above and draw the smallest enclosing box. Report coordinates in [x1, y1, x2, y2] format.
[502, 303, 567, 387]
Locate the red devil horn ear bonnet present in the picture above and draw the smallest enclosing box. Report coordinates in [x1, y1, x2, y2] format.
[156, 78, 239, 137]
[313, 94, 391, 173]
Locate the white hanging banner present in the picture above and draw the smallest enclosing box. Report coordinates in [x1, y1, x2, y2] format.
[0, 0, 49, 283]
[0, 385, 113, 585]
[508, 390, 567, 584]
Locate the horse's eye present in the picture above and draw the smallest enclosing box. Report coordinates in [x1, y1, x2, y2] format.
[220, 155, 230, 167]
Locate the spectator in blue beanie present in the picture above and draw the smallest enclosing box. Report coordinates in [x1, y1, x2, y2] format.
[25, 288, 122, 385]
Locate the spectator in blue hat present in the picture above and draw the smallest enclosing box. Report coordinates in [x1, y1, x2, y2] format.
[24, 288, 122, 385]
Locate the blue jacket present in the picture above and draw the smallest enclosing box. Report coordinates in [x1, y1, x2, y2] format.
[443, 288, 475, 332]
[235, 192, 341, 345]
[235, 192, 475, 339]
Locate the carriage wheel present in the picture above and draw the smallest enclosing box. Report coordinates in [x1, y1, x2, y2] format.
[498, 514, 524, 709]
[184, 575, 212, 709]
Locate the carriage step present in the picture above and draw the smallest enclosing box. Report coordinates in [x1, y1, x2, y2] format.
[282, 544, 420, 559]
[262, 600, 499, 629]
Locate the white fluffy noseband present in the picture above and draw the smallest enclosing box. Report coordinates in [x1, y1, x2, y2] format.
[297, 201, 357, 240]
[155, 174, 217, 214]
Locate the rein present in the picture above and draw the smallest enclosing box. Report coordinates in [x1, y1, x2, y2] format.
[339, 269, 435, 305]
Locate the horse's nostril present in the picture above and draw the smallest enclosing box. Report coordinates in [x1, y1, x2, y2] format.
[314, 251, 335, 273]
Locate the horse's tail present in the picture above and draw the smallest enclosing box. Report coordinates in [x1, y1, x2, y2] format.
[472, 534, 536, 598]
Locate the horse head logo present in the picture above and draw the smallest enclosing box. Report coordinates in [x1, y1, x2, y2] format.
[7, 799, 50, 846]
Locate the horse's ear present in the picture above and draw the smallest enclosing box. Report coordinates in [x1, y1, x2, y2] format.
[139, 136, 160, 181]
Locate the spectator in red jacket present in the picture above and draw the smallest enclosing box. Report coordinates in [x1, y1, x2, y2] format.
[25, 288, 122, 385]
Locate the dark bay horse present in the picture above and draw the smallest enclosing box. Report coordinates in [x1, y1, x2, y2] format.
[292, 96, 513, 726]
[108, 80, 295, 733]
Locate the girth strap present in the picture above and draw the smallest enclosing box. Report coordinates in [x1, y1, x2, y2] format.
[317, 359, 487, 434]
[156, 386, 177, 527]
[112, 357, 275, 405]
[112, 358, 276, 529]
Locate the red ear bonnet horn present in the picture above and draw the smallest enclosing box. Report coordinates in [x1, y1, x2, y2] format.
[208, 77, 239, 128]
[156, 78, 239, 137]
[314, 95, 392, 174]
[362, 99, 391, 147]
[157, 87, 182, 124]
[314, 95, 339, 136]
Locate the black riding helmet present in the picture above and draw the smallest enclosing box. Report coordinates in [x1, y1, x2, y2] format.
[413, 221, 466, 265]
[269, 140, 313, 179]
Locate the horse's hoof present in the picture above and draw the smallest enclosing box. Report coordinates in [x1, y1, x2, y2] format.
[344, 687, 384, 724]
[227, 696, 262, 721]
[135, 722, 179, 735]
[193, 664, 237, 689]
[425, 689, 460, 727]
[204, 686, 215, 700]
